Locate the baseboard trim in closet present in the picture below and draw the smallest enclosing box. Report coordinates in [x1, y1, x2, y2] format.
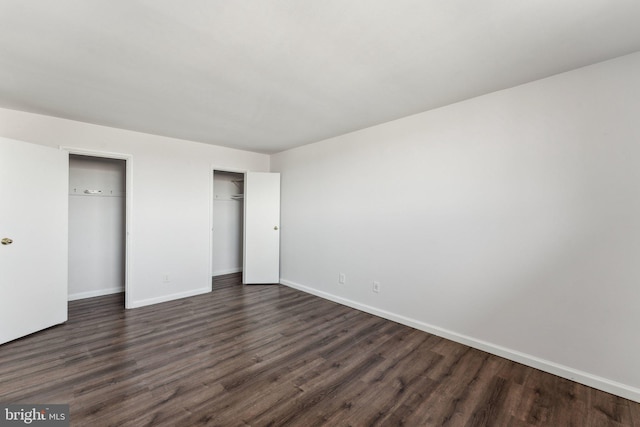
[68, 287, 124, 301]
[213, 267, 243, 276]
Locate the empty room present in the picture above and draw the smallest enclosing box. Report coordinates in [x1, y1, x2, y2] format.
[1, 1, 640, 426]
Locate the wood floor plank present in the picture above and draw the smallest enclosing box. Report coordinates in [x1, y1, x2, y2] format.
[1, 272, 639, 426]
[586, 388, 634, 427]
[630, 399, 640, 427]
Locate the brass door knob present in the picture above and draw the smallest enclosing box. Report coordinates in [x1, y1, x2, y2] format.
[1, 238, 13, 245]
[274, 226, 279, 230]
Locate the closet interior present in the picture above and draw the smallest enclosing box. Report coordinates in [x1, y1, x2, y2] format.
[212, 171, 244, 278]
[68, 155, 126, 301]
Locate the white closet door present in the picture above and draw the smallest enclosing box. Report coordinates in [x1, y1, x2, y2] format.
[0, 137, 68, 345]
[243, 172, 280, 284]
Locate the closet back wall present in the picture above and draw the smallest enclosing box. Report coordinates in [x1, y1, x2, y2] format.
[68, 155, 126, 300]
[212, 171, 244, 276]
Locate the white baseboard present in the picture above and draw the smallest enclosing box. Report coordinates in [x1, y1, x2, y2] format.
[68, 287, 123, 301]
[280, 278, 640, 403]
[127, 287, 211, 309]
[213, 267, 242, 276]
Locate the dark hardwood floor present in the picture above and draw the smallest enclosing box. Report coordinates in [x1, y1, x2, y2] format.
[1, 273, 639, 426]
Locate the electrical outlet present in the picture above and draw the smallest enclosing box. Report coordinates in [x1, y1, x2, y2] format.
[339, 273, 346, 284]
[162, 274, 170, 283]
[372, 281, 380, 293]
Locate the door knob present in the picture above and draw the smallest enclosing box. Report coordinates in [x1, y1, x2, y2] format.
[1, 238, 13, 245]
[274, 226, 279, 230]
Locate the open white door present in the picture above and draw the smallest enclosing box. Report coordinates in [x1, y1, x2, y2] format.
[0, 137, 68, 345]
[243, 172, 280, 284]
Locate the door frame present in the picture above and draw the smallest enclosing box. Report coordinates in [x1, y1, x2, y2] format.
[210, 166, 247, 285]
[62, 147, 133, 308]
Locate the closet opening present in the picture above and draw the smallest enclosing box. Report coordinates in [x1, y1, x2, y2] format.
[68, 154, 127, 305]
[212, 170, 244, 286]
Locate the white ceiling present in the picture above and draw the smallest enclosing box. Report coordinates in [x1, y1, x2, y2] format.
[1, 1, 639, 154]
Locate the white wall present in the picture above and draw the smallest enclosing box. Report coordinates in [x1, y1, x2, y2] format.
[68, 155, 126, 300]
[0, 108, 270, 308]
[271, 52, 640, 401]
[212, 171, 244, 276]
